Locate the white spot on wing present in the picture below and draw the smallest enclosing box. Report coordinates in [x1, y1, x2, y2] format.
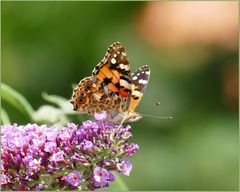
[132, 76, 138, 80]
[120, 79, 130, 88]
[139, 79, 148, 84]
[137, 73, 140, 76]
[119, 63, 130, 71]
[113, 54, 117, 57]
[111, 58, 116, 64]
[145, 71, 150, 75]
[132, 90, 142, 96]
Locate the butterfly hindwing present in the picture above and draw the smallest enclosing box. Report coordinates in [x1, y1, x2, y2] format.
[128, 65, 150, 112]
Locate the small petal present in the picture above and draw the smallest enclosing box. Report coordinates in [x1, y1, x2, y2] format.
[117, 160, 132, 176]
[1, 174, 7, 185]
[94, 111, 107, 121]
[83, 140, 93, 151]
[67, 172, 81, 187]
[51, 151, 65, 162]
[93, 167, 109, 187]
[44, 142, 57, 153]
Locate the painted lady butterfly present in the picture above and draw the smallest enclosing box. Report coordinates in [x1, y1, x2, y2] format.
[71, 42, 150, 124]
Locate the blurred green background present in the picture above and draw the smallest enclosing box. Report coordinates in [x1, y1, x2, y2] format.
[2, 1, 238, 190]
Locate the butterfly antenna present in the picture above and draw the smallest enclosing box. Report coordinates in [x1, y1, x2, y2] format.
[139, 101, 161, 112]
[117, 101, 170, 128]
[138, 101, 172, 119]
[139, 113, 173, 119]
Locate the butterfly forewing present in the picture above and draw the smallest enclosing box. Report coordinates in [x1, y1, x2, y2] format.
[92, 42, 132, 109]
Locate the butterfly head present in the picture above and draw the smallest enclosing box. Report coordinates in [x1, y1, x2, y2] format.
[107, 111, 142, 124]
[126, 111, 143, 122]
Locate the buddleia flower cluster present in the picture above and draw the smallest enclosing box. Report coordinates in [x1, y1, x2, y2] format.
[1, 112, 139, 190]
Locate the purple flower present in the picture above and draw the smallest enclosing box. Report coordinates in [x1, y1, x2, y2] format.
[83, 140, 93, 151]
[1, 112, 139, 190]
[51, 151, 65, 162]
[44, 141, 57, 153]
[34, 184, 44, 190]
[109, 171, 116, 181]
[94, 111, 107, 121]
[125, 143, 139, 156]
[1, 174, 7, 185]
[117, 160, 132, 176]
[28, 158, 41, 167]
[67, 171, 81, 187]
[22, 155, 33, 164]
[58, 130, 72, 141]
[67, 123, 78, 131]
[46, 130, 58, 141]
[13, 134, 28, 147]
[93, 167, 111, 187]
[121, 128, 132, 139]
[27, 159, 41, 175]
[81, 120, 99, 132]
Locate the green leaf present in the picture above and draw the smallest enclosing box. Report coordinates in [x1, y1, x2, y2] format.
[1, 83, 34, 120]
[42, 92, 74, 114]
[1, 108, 11, 124]
[105, 173, 129, 191]
[33, 105, 67, 125]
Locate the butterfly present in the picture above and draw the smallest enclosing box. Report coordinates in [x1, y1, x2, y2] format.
[71, 42, 150, 124]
